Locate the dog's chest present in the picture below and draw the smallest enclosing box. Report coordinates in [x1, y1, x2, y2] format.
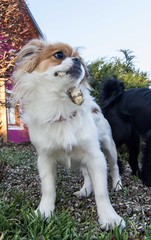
[29, 115, 84, 153]
[50, 125, 78, 151]
[53, 148, 82, 170]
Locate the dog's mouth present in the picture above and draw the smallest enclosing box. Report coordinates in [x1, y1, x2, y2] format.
[54, 59, 85, 79]
[54, 67, 83, 79]
[54, 71, 66, 77]
[66, 66, 83, 79]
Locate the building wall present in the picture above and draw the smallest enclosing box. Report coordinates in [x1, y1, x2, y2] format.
[0, 81, 7, 142]
[0, 0, 43, 143]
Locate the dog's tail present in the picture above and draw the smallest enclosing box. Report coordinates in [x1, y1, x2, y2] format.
[101, 78, 125, 108]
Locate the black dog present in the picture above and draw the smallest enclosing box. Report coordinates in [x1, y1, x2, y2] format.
[101, 78, 151, 187]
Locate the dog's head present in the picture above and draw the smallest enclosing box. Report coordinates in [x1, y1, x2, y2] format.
[14, 39, 89, 86]
[12, 39, 90, 106]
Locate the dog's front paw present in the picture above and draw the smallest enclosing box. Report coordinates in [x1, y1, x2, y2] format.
[34, 208, 53, 219]
[35, 203, 54, 218]
[99, 214, 125, 231]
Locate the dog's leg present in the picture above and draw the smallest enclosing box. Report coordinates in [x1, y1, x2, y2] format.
[85, 149, 125, 230]
[35, 154, 57, 218]
[126, 131, 140, 177]
[92, 109, 122, 190]
[74, 167, 93, 197]
[101, 137, 122, 191]
[141, 133, 151, 186]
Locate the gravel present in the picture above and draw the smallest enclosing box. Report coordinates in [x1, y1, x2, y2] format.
[0, 144, 151, 237]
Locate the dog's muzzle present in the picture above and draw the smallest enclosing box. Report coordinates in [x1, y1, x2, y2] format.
[66, 58, 82, 79]
[54, 58, 83, 79]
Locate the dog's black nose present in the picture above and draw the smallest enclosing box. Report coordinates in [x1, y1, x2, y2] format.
[72, 58, 81, 65]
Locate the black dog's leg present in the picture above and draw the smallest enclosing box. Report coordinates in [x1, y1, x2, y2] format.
[117, 156, 124, 175]
[141, 133, 151, 187]
[126, 131, 141, 177]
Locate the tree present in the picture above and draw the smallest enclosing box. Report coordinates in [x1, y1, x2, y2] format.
[88, 51, 150, 103]
[0, 0, 42, 84]
[119, 49, 135, 73]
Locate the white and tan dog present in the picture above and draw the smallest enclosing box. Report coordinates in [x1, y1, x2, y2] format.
[12, 39, 125, 230]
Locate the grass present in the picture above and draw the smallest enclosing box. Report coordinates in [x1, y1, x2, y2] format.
[0, 198, 130, 240]
[0, 194, 130, 240]
[0, 198, 78, 240]
[0, 144, 151, 240]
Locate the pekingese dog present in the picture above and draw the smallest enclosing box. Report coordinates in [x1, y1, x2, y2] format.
[12, 39, 125, 230]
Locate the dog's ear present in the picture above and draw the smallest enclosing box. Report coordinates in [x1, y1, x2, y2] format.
[15, 39, 46, 72]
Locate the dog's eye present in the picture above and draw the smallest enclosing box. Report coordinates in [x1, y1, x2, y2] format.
[54, 51, 65, 59]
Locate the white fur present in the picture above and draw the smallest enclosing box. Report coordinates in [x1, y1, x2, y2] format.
[74, 106, 122, 198]
[13, 47, 125, 230]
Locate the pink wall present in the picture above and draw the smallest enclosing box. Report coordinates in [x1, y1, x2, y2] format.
[8, 129, 30, 143]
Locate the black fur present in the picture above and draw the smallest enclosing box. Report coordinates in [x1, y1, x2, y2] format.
[101, 78, 151, 187]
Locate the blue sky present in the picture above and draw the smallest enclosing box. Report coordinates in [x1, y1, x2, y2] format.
[27, 0, 151, 75]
